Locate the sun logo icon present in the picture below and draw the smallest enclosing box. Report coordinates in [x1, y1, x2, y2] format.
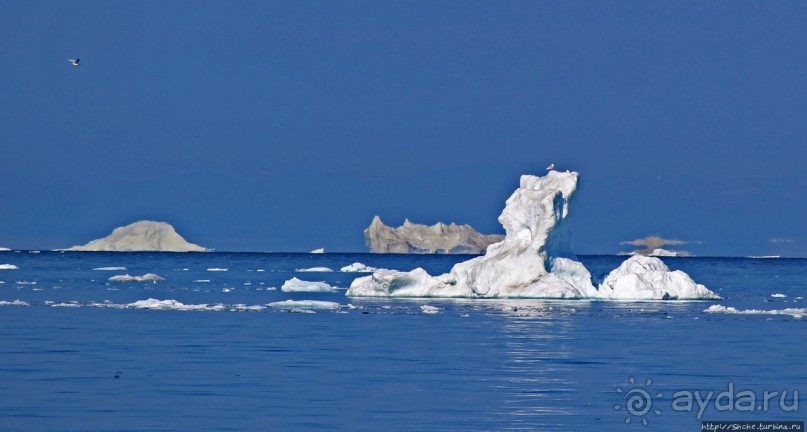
[614, 377, 663, 426]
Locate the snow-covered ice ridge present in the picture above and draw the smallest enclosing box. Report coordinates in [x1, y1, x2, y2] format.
[348, 170, 720, 300]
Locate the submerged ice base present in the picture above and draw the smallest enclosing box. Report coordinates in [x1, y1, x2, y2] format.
[347, 170, 719, 301]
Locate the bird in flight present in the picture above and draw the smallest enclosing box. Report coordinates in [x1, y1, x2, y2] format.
[546, 163, 555, 171]
[68, 58, 80, 67]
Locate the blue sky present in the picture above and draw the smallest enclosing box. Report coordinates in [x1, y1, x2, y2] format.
[1, 1, 805, 256]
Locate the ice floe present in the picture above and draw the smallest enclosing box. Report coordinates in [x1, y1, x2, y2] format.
[348, 170, 719, 301]
[108, 273, 165, 283]
[296, 267, 334, 272]
[281, 277, 337, 293]
[0, 264, 18, 270]
[0, 300, 29, 306]
[420, 305, 441, 314]
[207, 268, 228, 272]
[93, 267, 127, 271]
[267, 300, 341, 310]
[128, 298, 226, 311]
[704, 305, 806, 319]
[771, 293, 787, 298]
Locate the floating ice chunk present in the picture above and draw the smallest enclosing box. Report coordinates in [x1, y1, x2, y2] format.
[127, 298, 226, 311]
[193, 279, 211, 283]
[420, 305, 441, 314]
[0, 247, 11, 252]
[347, 268, 466, 297]
[88, 301, 126, 309]
[340, 262, 377, 272]
[310, 248, 325, 254]
[51, 302, 81, 307]
[0, 299, 29, 306]
[281, 277, 337, 293]
[705, 304, 806, 318]
[296, 267, 334, 272]
[598, 256, 720, 300]
[267, 300, 340, 310]
[207, 268, 228, 272]
[93, 266, 127, 271]
[108, 273, 165, 283]
[16, 281, 36, 285]
[771, 293, 787, 298]
[229, 304, 266, 312]
[0, 264, 18, 270]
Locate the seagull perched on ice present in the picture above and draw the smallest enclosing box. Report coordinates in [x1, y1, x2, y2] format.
[546, 163, 555, 171]
[68, 58, 80, 67]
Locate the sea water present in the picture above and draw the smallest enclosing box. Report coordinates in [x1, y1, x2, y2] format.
[0, 252, 805, 431]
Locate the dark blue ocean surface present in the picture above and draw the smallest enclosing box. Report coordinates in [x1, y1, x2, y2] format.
[1, 251, 805, 431]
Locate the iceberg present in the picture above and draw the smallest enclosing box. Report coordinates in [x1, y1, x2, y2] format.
[597, 255, 719, 300]
[340, 262, 377, 272]
[93, 266, 127, 271]
[281, 277, 337, 293]
[365, 216, 504, 254]
[0, 264, 18, 270]
[310, 248, 325, 254]
[348, 170, 719, 301]
[108, 273, 165, 283]
[65, 221, 208, 252]
[0, 247, 10, 252]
